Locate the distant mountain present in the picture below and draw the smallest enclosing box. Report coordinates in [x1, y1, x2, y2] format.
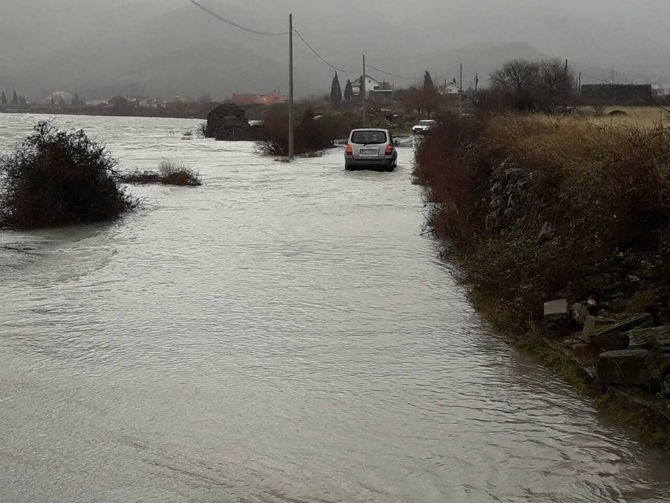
[0, 0, 667, 101]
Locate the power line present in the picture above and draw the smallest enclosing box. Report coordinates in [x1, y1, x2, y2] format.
[187, 0, 288, 36]
[293, 28, 355, 74]
[580, 72, 612, 84]
[366, 64, 415, 81]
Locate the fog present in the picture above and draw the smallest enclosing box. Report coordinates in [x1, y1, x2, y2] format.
[0, 0, 668, 100]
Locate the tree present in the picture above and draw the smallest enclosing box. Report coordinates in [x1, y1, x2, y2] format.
[536, 60, 575, 112]
[344, 79, 353, 102]
[424, 71, 434, 91]
[12, 90, 18, 105]
[489, 59, 575, 112]
[0, 91, 6, 105]
[330, 72, 342, 108]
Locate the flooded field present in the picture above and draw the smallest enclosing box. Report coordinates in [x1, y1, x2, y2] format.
[1, 114, 668, 502]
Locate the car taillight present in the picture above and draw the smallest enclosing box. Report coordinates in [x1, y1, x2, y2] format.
[385, 144, 393, 155]
[346, 144, 353, 155]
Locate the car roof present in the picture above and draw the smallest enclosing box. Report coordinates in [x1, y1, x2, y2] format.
[349, 128, 390, 133]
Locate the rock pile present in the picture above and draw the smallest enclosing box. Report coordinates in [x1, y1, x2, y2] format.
[543, 298, 670, 395]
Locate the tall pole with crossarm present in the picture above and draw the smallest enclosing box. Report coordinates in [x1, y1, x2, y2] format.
[288, 14, 294, 161]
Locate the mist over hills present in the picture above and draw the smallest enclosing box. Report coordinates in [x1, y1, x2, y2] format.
[0, 0, 668, 101]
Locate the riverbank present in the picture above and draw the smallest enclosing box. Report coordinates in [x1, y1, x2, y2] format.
[413, 109, 670, 449]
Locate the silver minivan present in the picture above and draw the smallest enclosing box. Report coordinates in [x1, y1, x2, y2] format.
[344, 128, 397, 171]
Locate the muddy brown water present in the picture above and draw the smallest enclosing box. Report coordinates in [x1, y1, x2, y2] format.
[1, 114, 668, 502]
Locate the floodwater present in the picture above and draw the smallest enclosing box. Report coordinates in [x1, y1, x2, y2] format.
[0, 114, 668, 503]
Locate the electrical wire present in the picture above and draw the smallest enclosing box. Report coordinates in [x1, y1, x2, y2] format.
[366, 64, 415, 81]
[294, 28, 355, 74]
[580, 72, 612, 84]
[187, 0, 289, 36]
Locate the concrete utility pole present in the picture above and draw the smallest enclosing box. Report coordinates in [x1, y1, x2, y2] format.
[288, 13, 294, 161]
[578, 72, 582, 94]
[362, 54, 367, 126]
[459, 63, 463, 114]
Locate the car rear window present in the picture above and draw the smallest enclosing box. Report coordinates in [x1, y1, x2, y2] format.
[351, 131, 387, 144]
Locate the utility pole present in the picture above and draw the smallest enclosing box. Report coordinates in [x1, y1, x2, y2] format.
[578, 71, 582, 94]
[459, 63, 463, 114]
[362, 54, 366, 126]
[288, 13, 294, 161]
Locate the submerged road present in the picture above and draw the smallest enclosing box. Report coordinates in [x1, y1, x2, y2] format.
[1, 114, 668, 502]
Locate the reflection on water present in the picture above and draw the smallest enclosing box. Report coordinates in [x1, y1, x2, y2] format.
[1, 114, 668, 503]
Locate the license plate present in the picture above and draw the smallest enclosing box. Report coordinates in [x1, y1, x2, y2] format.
[361, 148, 378, 155]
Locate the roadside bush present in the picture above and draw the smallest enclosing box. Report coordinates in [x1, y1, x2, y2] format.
[0, 121, 135, 229]
[413, 113, 488, 239]
[257, 107, 356, 156]
[414, 113, 670, 328]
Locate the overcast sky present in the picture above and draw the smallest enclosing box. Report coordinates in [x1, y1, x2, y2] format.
[1, 0, 668, 99]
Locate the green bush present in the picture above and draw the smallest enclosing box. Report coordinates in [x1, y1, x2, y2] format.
[0, 121, 135, 229]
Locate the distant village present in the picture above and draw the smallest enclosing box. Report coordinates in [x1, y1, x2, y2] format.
[1, 71, 669, 120]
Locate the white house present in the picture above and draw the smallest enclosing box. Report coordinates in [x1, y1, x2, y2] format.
[351, 75, 392, 98]
[438, 81, 462, 95]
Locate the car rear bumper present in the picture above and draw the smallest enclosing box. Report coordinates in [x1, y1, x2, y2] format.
[345, 156, 395, 169]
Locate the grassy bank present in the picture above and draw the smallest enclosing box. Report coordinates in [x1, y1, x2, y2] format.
[414, 109, 670, 447]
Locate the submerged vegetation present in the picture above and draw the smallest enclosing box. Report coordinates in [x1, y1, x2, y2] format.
[122, 160, 201, 186]
[257, 107, 359, 156]
[0, 121, 135, 229]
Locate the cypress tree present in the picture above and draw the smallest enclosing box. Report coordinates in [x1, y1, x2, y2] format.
[12, 90, 18, 104]
[424, 71, 434, 90]
[0, 91, 7, 105]
[330, 72, 342, 108]
[344, 79, 353, 102]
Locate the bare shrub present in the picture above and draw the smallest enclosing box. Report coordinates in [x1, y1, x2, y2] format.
[158, 160, 201, 186]
[257, 107, 357, 156]
[413, 113, 488, 240]
[122, 160, 201, 186]
[0, 121, 135, 229]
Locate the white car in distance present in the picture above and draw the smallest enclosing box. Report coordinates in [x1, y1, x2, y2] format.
[412, 119, 437, 135]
